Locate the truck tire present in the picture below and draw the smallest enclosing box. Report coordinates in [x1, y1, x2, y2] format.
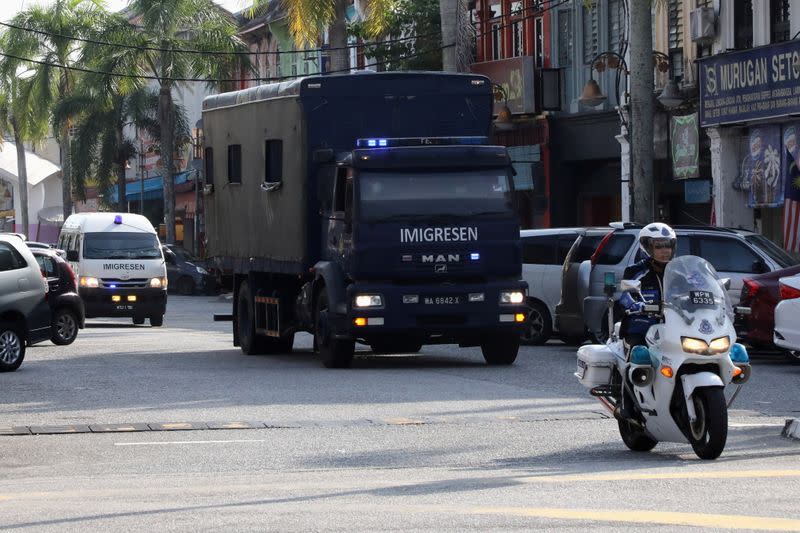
[481, 333, 519, 365]
[238, 281, 269, 355]
[149, 315, 164, 327]
[0, 322, 25, 372]
[315, 290, 354, 368]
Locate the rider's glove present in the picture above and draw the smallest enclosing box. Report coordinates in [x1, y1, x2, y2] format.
[626, 301, 646, 315]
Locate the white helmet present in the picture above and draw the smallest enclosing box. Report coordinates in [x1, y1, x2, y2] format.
[638, 223, 677, 264]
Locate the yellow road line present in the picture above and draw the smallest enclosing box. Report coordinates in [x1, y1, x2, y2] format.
[519, 469, 800, 483]
[463, 507, 800, 531]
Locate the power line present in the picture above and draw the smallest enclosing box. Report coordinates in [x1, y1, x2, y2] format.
[0, 0, 570, 84]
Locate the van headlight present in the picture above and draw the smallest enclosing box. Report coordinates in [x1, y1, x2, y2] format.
[79, 276, 99, 288]
[354, 294, 383, 308]
[500, 291, 525, 304]
[149, 277, 168, 288]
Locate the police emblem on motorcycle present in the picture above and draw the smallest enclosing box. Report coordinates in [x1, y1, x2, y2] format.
[699, 319, 714, 334]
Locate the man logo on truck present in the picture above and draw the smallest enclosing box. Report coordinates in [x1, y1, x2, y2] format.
[421, 254, 461, 263]
[400, 227, 478, 243]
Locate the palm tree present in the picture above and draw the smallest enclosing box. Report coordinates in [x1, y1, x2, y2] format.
[1, 0, 107, 222]
[53, 77, 190, 216]
[0, 71, 49, 236]
[249, 0, 392, 73]
[91, 0, 248, 244]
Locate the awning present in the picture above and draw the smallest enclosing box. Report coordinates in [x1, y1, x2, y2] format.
[0, 143, 61, 186]
[108, 171, 193, 203]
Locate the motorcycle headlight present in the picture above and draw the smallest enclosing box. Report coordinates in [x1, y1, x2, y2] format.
[681, 337, 709, 355]
[500, 291, 525, 304]
[354, 294, 383, 308]
[150, 277, 168, 288]
[79, 276, 99, 288]
[708, 336, 731, 354]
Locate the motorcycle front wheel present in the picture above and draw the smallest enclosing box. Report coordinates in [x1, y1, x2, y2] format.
[688, 388, 728, 460]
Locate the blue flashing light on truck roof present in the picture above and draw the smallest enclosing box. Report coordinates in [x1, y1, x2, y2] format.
[355, 136, 489, 148]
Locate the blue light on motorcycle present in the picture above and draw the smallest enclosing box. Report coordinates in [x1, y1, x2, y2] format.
[630, 345, 651, 366]
[730, 343, 750, 363]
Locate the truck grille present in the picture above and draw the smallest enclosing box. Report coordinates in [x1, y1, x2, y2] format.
[100, 278, 149, 288]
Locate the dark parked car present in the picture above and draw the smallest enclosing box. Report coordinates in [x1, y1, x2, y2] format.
[30, 248, 85, 345]
[736, 264, 800, 356]
[0, 235, 51, 371]
[162, 245, 217, 295]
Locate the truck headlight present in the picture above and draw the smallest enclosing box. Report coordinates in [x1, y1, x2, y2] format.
[196, 266, 208, 275]
[149, 277, 168, 288]
[354, 294, 383, 308]
[500, 291, 525, 304]
[79, 276, 99, 288]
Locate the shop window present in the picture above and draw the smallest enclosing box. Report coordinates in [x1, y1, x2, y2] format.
[734, 0, 753, 50]
[511, 1, 524, 57]
[557, 9, 573, 66]
[668, 0, 684, 82]
[771, 0, 791, 43]
[608, 0, 625, 54]
[227, 144, 241, 184]
[696, 0, 713, 58]
[582, 4, 599, 64]
[491, 2, 502, 60]
[534, 17, 544, 68]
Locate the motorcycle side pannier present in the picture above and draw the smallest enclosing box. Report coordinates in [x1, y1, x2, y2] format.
[575, 345, 616, 388]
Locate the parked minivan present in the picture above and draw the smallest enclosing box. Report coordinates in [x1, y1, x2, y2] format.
[519, 228, 584, 344]
[59, 213, 167, 326]
[577, 223, 798, 342]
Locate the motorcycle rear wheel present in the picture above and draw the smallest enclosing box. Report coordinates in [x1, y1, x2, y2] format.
[688, 388, 728, 460]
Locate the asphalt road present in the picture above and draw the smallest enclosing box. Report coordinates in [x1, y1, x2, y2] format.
[1, 295, 798, 531]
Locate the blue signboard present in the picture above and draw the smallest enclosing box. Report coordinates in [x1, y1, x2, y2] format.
[698, 41, 800, 127]
[685, 179, 712, 204]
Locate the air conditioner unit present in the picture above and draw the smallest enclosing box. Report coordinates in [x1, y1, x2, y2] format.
[690, 7, 716, 43]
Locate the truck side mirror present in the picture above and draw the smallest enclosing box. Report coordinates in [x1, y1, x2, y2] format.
[66, 250, 79, 262]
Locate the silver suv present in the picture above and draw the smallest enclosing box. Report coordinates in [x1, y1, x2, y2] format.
[0, 235, 51, 372]
[575, 223, 798, 343]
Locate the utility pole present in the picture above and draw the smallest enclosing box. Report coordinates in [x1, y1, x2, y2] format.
[628, 0, 655, 223]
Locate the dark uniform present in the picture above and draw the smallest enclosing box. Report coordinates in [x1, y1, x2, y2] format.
[618, 258, 664, 348]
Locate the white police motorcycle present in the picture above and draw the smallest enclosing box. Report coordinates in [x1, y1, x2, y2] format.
[575, 255, 751, 460]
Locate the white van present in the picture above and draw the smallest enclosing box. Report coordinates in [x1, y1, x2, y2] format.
[59, 213, 167, 326]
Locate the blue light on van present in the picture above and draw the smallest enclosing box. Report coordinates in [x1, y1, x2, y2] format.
[470, 253, 480, 261]
[114, 215, 122, 224]
[356, 136, 489, 148]
[367, 139, 377, 147]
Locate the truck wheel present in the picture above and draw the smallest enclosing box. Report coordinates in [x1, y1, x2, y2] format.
[237, 281, 268, 355]
[149, 315, 164, 327]
[51, 308, 79, 345]
[481, 334, 519, 365]
[520, 300, 551, 345]
[688, 388, 728, 460]
[0, 323, 25, 372]
[315, 290, 354, 368]
[133, 317, 145, 325]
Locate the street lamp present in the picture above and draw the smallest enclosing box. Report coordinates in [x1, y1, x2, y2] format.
[579, 51, 629, 110]
[657, 79, 685, 109]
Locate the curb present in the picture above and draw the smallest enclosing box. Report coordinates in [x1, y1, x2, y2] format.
[782, 419, 800, 440]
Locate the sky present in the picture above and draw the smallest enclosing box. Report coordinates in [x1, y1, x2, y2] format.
[8, 0, 251, 18]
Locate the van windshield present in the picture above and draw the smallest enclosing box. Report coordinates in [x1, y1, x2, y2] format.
[83, 232, 161, 260]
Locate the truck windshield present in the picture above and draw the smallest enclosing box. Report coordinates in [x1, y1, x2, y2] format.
[84, 232, 162, 260]
[358, 170, 513, 222]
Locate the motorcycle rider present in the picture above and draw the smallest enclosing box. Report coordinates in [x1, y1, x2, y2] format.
[615, 223, 677, 421]
[618, 223, 678, 349]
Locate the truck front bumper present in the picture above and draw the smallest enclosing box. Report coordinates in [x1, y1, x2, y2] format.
[338, 280, 528, 345]
[80, 288, 167, 319]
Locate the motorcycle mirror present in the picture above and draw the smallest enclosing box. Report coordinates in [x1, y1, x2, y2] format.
[620, 279, 642, 293]
[718, 278, 731, 290]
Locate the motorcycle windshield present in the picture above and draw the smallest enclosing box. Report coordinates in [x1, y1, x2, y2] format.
[663, 255, 732, 323]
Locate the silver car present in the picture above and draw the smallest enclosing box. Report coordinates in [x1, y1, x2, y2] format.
[578, 223, 798, 343]
[0, 235, 51, 372]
